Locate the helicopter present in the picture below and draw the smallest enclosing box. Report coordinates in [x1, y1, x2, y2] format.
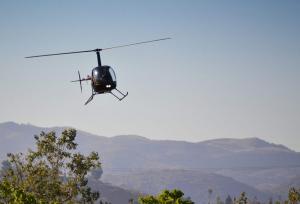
[25, 38, 171, 105]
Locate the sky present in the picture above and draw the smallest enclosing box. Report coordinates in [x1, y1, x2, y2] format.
[0, 1, 299, 151]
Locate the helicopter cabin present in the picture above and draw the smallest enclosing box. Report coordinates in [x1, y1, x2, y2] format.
[91, 66, 117, 93]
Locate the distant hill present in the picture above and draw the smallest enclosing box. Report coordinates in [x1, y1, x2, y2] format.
[215, 167, 300, 192]
[201, 137, 291, 152]
[102, 169, 271, 204]
[1, 121, 300, 172]
[1, 122, 299, 172]
[88, 178, 139, 204]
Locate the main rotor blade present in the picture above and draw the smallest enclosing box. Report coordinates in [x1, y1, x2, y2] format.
[101, 37, 171, 51]
[25, 49, 95, 58]
[25, 37, 171, 58]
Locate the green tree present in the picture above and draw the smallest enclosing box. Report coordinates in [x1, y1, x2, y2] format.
[0, 129, 101, 204]
[288, 187, 300, 204]
[235, 192, 248, 204]
[138, 189, 194, 204]
[0, 179, 43, 204]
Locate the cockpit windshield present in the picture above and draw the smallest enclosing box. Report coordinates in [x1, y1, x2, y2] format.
[92, 66, 116, 83]
[109, 67, 116, 82]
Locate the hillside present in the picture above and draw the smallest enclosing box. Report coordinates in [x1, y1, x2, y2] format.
[102, 169, 271, 204]
[88, 178, 139, 204]
[215, 167, 300, 192]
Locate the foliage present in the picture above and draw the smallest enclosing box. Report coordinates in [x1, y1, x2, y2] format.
[138, 189, 194, 204]
[0, 179, 43, 204]
[0, 129, 101, 204]
[234, 192, 248, 204]
[288, 187, 300, 204]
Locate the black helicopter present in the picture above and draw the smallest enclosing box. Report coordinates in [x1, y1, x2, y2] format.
[25, 38, 171, 105]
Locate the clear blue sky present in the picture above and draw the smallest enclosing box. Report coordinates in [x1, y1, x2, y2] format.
[0, 1, 299, 150]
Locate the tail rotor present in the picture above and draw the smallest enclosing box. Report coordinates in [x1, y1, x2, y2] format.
[71, 70, 84, 93]
[78, 71, 82, 93]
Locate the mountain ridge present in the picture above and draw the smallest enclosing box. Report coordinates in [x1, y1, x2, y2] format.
[1, 121, 299, 171]
[0, 121, 294, 152]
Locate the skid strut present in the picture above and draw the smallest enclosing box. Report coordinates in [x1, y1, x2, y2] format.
[85, 89, 128, 105]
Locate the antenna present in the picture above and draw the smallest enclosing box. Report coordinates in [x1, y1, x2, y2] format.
[25, 37, 171, 58]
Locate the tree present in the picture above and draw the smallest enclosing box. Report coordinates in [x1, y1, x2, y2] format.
[0, 180, 42, 204]
[0, 129, 101, 204]
[225, 195, 233, 204]
[235, 192, 248, 204]
[138, 189, 194, 204]
[288, 187, 300, 204]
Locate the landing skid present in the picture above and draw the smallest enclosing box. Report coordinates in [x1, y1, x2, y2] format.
[110, 88, 128, 101]
[84, 93, 95, 105]
[84, 88, 128, 105]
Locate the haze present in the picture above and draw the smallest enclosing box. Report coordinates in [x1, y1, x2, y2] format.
[0, 1, 299, 150]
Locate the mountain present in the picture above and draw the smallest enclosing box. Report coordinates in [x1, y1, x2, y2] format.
[1, 121, 300, 171]
[102, 169, 271, 204]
